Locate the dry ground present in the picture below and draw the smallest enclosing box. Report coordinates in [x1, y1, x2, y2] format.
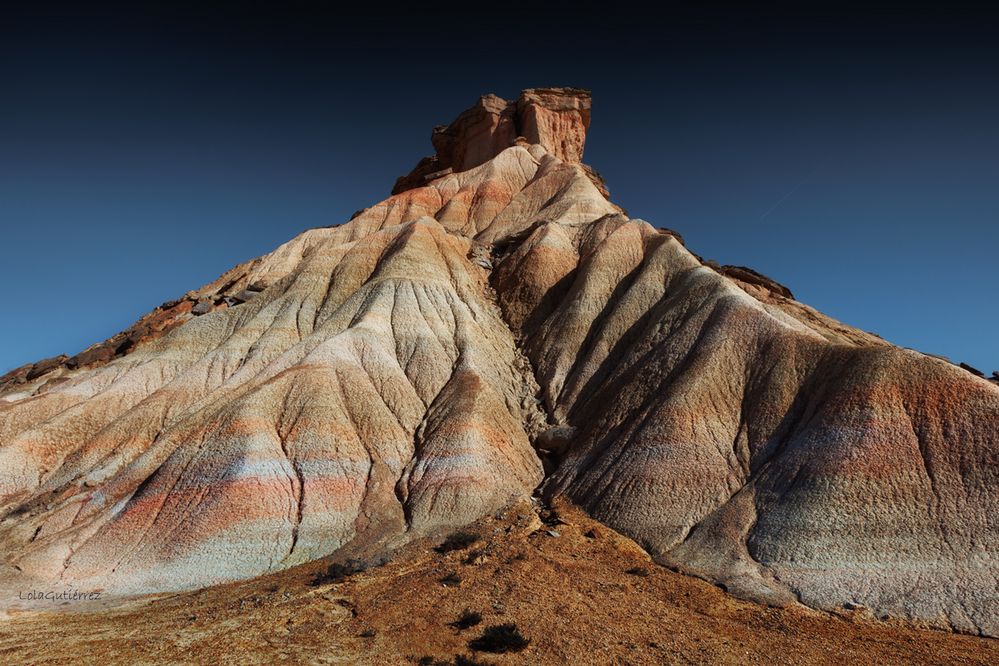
[0, 500, 996, 665]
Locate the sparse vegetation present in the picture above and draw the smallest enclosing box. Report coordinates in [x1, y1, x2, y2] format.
[454, 655, 493, 666]
[450, 609, 483, 630]
[440, 572, 463, 587]
[468, 623, 530, 653]
[464, 548, 488, 565]
[416, 656, 492, 666]
[539, 507, 563, 527]
[310, 559, 366, 586]
[435, 531, 479, 554]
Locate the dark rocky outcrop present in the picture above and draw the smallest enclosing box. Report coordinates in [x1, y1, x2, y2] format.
[960, 362, 985, 377]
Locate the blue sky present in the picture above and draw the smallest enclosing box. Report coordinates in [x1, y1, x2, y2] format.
[1, 2, 996, 374]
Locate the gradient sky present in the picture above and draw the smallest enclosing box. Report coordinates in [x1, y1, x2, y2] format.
[2, 2, 997, 375]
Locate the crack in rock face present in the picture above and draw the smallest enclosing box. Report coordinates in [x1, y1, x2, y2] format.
[1, 88, 998, 637]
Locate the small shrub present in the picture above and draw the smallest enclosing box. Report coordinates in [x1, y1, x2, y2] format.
[415, 657, 491, 666]
[464, 548, 488, 565]
[626, 566, 650, 577]
[440, 572, 463, 587]
[455, 656, 493, 666]
[450, 608, 483, 630]
[359, 628, 377, 638]
[435, 531, 479, 554]
[468, 623, 530, 653]
[311, 559, 366, 586]
[539, 507, 563, 526]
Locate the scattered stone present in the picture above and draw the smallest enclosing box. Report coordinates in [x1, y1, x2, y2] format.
[191, 301, 213, 316]
[534, 425, 577, 457]
[960, 362, 985, 377]
[25, 355, 69, 381]
[233, 289, 260, 303]
[68, 346, 115, 369]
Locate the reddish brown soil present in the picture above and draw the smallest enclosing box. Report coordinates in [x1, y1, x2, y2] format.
[0, 501, 995, 665]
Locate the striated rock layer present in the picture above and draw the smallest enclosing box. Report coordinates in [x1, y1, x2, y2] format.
[1, 88, 997, 636]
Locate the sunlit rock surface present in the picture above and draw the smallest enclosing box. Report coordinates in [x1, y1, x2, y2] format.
[2, 88, 996, 636]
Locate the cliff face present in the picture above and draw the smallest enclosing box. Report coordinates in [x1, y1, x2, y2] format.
[1, 89, 997, 636]
[391, 87, 608, 198]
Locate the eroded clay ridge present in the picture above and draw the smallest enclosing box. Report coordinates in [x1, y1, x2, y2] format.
[1, 88, 997, 637]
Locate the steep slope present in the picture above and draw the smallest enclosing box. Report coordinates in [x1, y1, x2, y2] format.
[1, 88, 997, 638]
[0, 216, 550, 594]
[493, 214, 999, 635]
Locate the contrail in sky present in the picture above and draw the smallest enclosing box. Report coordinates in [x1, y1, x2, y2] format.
[760, 177, 808, 219]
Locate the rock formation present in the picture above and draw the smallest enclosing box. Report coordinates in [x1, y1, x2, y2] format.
[1, 88, 997, 637]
